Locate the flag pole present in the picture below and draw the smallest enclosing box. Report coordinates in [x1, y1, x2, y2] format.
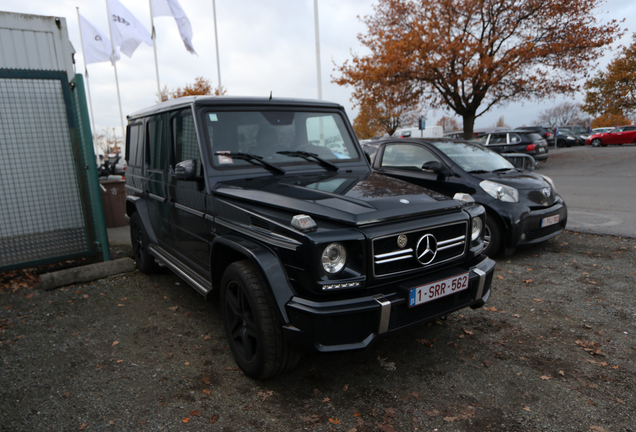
[105, 0, 126, 140]
[149, 0, 162, 101]
[212, 0, 222, 93]
[313, 0, 322, 100]
[75, 7, 97, 142]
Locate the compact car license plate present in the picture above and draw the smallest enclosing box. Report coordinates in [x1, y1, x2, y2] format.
[541, 214, 560, 227]
[409, 272, 469, 307]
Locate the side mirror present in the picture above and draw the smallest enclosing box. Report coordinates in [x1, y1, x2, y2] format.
[174, 159, 197, 180]
[422, 161, 450, 176]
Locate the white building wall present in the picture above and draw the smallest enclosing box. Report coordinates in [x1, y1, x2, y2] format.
[0, 11, 75, 80]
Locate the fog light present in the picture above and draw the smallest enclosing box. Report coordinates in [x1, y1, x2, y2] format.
[521, 233, 526, 240]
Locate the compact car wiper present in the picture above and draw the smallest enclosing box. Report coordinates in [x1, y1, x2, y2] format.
[214, 152, 286, 174]
[276, 151, 339, 171]
[492, 168, 516, 173]
[466, 169, 491, 174]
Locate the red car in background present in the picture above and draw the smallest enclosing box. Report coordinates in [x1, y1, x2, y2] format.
[586, 125, 636, 147]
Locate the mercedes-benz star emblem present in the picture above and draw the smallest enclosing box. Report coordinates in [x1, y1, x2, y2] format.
[415, 234, 438, 265]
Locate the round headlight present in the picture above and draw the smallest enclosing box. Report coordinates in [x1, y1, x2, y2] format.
[471, 216, 483, 241]
[322, 243, 346, 274]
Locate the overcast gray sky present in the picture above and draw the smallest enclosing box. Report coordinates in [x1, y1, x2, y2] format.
[3, 0, 635, 137]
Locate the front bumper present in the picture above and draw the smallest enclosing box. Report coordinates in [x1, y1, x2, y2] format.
[284, 255, 495, 352]
[512, 199, 568, 247]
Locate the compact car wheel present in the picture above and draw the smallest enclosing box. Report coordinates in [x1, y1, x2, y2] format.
[130, 212, 160, 274]
[220, 260, 300, 379]
[483, 214, 503, 258]
[591, 138, 602, 147]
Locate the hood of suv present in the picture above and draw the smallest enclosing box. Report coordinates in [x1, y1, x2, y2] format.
[214, 172, 462, 226]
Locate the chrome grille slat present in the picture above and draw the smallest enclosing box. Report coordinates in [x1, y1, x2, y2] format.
[372, 221, 468, 277]
[374, 248, 414, 259]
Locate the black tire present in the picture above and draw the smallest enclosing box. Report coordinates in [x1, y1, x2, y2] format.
[130, 212, 160, 274]
[220, 260, 300, 379]
[483, 213, 503, 258]
[591, 138, 602, 147]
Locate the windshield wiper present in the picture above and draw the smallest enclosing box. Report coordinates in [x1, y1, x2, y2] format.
[276, 150, 339, 171]
[492, 168, 515, 173]
[467, 169, 491, 174]
[214, 152, 286, 174]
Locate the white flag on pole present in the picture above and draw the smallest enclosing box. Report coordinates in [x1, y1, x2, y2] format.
[150, 0, 197, 55]
[107, 0, 153, 57]
[79, 14, 121, 65]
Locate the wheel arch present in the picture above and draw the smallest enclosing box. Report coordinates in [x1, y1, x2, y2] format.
[125, 196, 159, 245]
[211, 234, 295, 323]
[483, 206, 514, 247]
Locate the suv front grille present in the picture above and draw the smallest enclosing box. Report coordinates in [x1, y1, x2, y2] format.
[372, 222, 467, 276]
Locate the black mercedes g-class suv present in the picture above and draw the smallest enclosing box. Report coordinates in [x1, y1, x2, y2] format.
[124, 96, 495, 379]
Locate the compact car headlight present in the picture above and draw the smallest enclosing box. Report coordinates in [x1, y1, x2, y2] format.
[471, 216, 483, 241]
[539, 174, 556, 192]
[322, 243, 347, 274]
[480, 180, 519, 202]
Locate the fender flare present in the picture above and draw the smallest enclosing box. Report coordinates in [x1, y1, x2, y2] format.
[125, 196, 159, 245]
[211, 234, 295, 323]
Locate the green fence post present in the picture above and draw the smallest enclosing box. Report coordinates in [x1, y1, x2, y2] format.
[71, 74, 111, 261]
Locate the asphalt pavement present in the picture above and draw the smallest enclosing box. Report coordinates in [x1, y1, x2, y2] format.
[538, 144, 636, 239]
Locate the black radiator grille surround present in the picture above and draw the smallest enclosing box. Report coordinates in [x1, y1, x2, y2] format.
[372, 221, 467, 276]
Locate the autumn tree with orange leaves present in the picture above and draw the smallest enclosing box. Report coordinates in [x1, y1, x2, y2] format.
[160, 77, 226, 102]
[335, 0, 622, 139]
[583, 33, 636, 120]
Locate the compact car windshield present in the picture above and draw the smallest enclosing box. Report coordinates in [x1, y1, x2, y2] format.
[431, 141, 515, 172]
[204, 110, 359, 168]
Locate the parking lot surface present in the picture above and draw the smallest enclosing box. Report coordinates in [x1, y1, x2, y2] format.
[1, 231, 635, 431]
[539, 145, 636, 239]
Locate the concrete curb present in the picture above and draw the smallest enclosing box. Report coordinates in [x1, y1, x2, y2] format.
[39, 258, 136, 291]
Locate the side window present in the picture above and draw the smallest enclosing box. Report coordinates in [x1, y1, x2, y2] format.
[489, 133, 507, 144]
[147, 117, 165, 170]
[126, 124, 144, 167]
[509, 133, 521, 144]
[381, 144, 440, 170]
[172, 111, 200, 173]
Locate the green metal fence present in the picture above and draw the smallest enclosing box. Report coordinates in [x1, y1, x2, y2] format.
[0, 70, 110, 271]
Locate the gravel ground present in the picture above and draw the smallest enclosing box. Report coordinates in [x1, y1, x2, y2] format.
[1, 231, 635, 432]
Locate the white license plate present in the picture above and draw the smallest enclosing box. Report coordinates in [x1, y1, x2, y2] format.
[541, 214, 560, 227]
[408, 272, 469, 307]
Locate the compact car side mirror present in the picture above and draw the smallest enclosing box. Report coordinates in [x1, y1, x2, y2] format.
[174, 159, 197, 180]
[422, 161, 449, 177]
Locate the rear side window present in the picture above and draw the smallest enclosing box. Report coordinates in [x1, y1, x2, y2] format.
[147, 117, 165, 170]
[488, 133, 507, 144]
[509, 133, 522, 143]
[126, 124, 143, 167]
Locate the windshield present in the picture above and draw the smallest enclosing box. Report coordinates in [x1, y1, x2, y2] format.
[204, 110, 360, 168]
[430, 141, 514, 172]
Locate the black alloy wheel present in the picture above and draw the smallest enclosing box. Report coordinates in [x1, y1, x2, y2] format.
[130, 212, 160, 274]
[483, 213, 503, 258]
[220, 260, 300, 379]
[591, 138, 602, 147]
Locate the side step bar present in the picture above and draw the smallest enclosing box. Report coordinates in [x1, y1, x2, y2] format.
[149, 245, 212, 296]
